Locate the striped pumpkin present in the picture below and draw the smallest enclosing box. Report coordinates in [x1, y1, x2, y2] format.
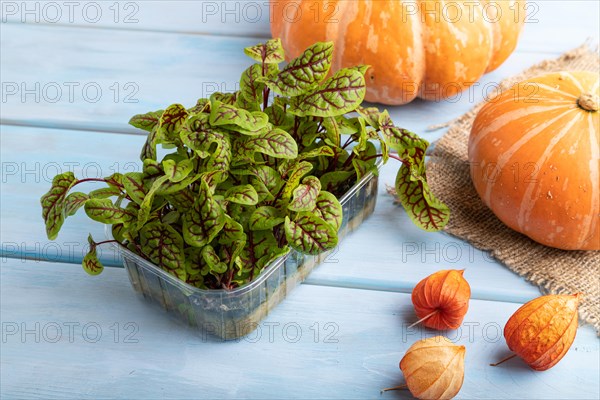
[271, 0, 525, 105]
[469, 71, 599, 250]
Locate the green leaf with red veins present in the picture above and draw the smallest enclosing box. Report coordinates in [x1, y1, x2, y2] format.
[137, 175, 169, 229]
[158, 104, 188, 144]
[140, 126, 158, 161]
[122, 172, 147, 204]
[236, 128, 298, 160]
[356, 106, 382, 129]
[129, 109, 163, 132]
[142, 159, 163, 185]
[165, 188, 195, 212]
[162, 158, 193, 183]
[181, 115, 228, 157]
[187, 98, 209, 114]
[201, 245, 228, 274]
[82, 235, 103, 276]
[64, 192, 89, 217]
[281, 161, 313, 199]
[319, 170, 354, 193]
[284, 213, 338, 255]
[140, 221, 186, 278]
[395, 163, 450, 232]
[321, 117, 341, 147]
[182, 179, 225, 247]
[239, 230, 289, 274]
[347, 65, 370, 76]
[264, 104, 294, 131]
[244, 38, 285, 64]
[209, 101, 268, 131]
[41, 172, 77, 240]
[225, 184, 259, 205]
[184, 247, 205, 276]
[298, 145, 335, 160]
[210, 92, 238, 105]
[289, 68, 366, 117]
[352, 158, 378, 181]
[379, 110, 429, 164]
[84, 198, 136, 225]
[240, 63, 278, 104]
[267, 41, 333, 96]
[314, 191, 343, 230]
[243, 165, 283, 194]
[89, 187, 121, 199]
[249, 206, 285, 231]
[235, 90, 261, 112]
[219, 215, 246, 244]
[288, 176, 321, 212]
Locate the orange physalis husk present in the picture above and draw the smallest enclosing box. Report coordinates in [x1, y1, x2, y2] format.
[411, 270, 471, 330]
[501, 293, 581, 371]
[399, 336, 465, 400]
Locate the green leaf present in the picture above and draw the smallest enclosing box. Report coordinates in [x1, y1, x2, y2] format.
[82, 235, 104, 276]
[267, 41, 333, 97]
[225, 184, 259, 205]
[140, 126, 158, 161]
[289, 68, 366, 117]
[162, 158, 193, 183]
[239, 230, 289, 274]
[352, 158, 378, 181]
[298, 145, 335, 160]
[244, 38, 286, 64]
[187, 98, 209, 114]
[284, 213, 338, 255]
[182, 179, 225, 247]
[129, 110, 163, 132]
[219, 215, 246, 244]
[319, 170, 354, 193]
[89, 187, 121, 199]
[379, 111, 429, 163]
[240, 63, 278, 105]
[282, 161, 313, 199]
[64, 192, 88, 217]
[41, 172, 77, 240]
[156, 174, 200, 195]
[140, 221, 185, 278]
[321, 117, 341, 147]
[264, 104, 294, 130]
[209, 101, 268, 132]
[236, 128, 298, 159]
[137, 175, 169, 228]
[84, 198, 135, 225]
[210, 92, 237, 105]
[249, 206, 285, 231]
[288, 176, 321, 212]
[356, 106, 382, 129]
[122, 172, 147, 204]
[201, 245, 228, 274]
[314, 191, 343, 230]
[395, 163, 450, 232]
[158, 104, 188, 143]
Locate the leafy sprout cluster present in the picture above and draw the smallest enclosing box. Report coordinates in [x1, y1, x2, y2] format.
[41, 38, 449, 290]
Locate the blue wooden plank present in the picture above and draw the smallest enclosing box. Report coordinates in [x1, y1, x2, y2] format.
[0, 125, 144, 267]
[1, 1, 596, 52]
[1, 7, 598, 136]
[1, 124, 541, 303]
[1, 259, 598, 399]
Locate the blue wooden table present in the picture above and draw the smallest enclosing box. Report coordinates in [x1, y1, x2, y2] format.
[1, 2, 599, 399]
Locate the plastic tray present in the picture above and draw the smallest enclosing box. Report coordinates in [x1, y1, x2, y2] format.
[113, 160, 383, 340]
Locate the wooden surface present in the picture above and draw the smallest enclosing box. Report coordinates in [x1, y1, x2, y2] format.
[1, 2, 599, 399]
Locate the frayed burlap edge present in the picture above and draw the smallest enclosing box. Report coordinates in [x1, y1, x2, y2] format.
[426, 44, 600, 334]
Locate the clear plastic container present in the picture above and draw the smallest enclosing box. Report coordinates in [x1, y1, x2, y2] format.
[112, 159, 383, 340]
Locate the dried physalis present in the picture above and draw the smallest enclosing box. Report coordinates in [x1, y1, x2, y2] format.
[382, 336, 466, 400]
[410, 270, 471, 330]
[492, 293, 581, 371]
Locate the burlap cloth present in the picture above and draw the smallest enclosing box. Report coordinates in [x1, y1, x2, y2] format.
[425, 45, 600, 334]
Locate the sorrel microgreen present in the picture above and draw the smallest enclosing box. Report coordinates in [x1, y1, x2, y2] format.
[41, 38, 449, 289]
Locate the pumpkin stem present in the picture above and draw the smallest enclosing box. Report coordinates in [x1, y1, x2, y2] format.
[380, 384, 408, 393]
[490, 353, 517, 367]
[578, 93, 599, 112]
[408, 310, 438, 329]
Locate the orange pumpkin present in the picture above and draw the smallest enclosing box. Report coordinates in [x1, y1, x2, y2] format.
[469, 71, 600, 250]
[271, 0, 525, 105]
